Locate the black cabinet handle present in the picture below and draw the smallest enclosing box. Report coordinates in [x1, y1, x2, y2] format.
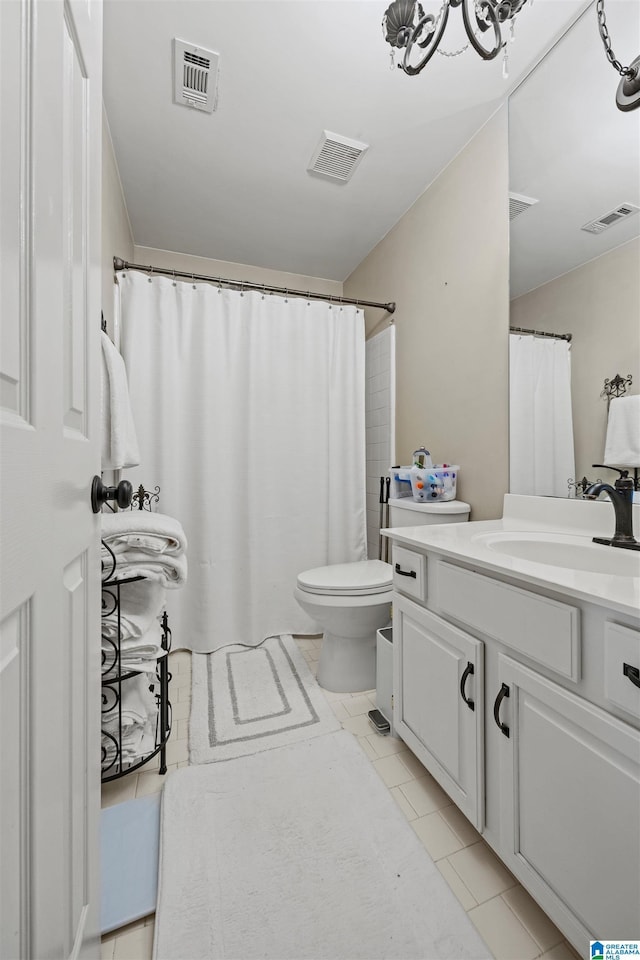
[623, 663, 640, 689]
[460, 661, 475, 711]
[493, 683, 510, 737]
[394, 563, 416, 579]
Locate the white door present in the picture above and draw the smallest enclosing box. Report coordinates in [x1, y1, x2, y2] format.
[496, 655, 640, 950]
[393, 596, 485, 830]
[0, 1, 103, 957]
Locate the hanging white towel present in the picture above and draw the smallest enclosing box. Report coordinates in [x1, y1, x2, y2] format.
[604, 396, 640, 468]
[101, 330, 141, 470]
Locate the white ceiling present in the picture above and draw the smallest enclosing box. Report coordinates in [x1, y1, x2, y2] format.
[103, 0, 591, 282]
[509, 0, 640, 299]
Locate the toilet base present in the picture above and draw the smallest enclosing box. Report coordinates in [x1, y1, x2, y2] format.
[317, 631, 377, 693]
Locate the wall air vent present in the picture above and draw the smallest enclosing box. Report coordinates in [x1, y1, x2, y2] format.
[173, 39, 219, 114]
[307, 131, 369, 183]
[581, 202, 639, 235]
[509, 192, 539, 221]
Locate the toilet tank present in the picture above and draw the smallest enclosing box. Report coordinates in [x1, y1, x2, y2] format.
[387, 498, 470, 527]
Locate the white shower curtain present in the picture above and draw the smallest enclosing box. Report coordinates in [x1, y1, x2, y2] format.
[509, 334, 575, 497]
[119, 271, 367, 653]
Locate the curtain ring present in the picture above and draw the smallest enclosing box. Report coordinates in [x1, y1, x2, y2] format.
[192, 273, 196, 290]
[306, 290, 311, 306]
[261, 284, 266, 301]
[148, 266, 153, 283]
[172, 270, 177, 288]
[284, 288, 289, 303]
[240, 282, 244, 297]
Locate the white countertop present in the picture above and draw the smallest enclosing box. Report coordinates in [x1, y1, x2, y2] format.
[382, 494, 640, 620]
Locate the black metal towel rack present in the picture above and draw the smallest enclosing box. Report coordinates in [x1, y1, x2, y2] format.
[100, 485, 173, 782]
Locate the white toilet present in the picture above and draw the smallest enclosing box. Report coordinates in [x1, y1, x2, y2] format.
[294, 499, 471, 693]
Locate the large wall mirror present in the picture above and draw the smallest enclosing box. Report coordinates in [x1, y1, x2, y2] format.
[508, 0, 640, 498]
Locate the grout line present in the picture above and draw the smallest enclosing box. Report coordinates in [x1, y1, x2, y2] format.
[499, 890, 564, 955]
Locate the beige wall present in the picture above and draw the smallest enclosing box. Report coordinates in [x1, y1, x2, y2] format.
[511, 237, 640, 485]
[102, 109, 134, 334]
[132, 246, 343, 300]
[345, 108, 510, 520]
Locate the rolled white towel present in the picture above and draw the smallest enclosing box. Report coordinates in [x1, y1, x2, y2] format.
[101, 511, 187, 557]
[102, 720, 157, 764]
[102, 674, 158, 728]
[117, 651, 168, 675]
[119, 628, 164, 655]
[105, 551, 187, 588]
[102, 619, 166, 676]
[102, 579, 166, 641]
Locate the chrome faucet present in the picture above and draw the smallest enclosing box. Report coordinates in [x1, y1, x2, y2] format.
[585, 466, 640, 551]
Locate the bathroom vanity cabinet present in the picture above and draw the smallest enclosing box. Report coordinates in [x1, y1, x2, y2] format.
[389, 535, 640, 954]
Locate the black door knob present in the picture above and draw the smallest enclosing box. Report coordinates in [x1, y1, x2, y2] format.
[91, 476, 133, 514]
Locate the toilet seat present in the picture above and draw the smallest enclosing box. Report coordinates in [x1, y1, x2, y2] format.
[297, 560, 392, 597]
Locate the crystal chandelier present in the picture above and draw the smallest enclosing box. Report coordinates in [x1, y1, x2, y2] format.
[382, 0, 640, 111]
[382, 0, 528, 78]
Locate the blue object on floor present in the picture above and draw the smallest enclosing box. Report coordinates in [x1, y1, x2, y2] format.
[101, 792, 161, 934]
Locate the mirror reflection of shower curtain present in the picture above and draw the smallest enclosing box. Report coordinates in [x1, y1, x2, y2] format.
[119, 271, 366, 653]
[509, 334, 575, 497]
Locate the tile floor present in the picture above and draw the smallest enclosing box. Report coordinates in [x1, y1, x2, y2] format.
[101, 639, 583, 960]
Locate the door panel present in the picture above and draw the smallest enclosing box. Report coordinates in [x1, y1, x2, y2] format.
[394, 595, 484, 830]
[63, 554, 90, 945]
[0, 601, 31, 960]
[0, 0, 31, 421]
[0, 1, 103, 957]
[62, 11, 89, 438]
[498, 656, 640, 944]
[403, 617, 462, 781]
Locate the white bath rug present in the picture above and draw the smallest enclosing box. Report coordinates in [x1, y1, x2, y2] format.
[154, 730, 490, 960]
[189, 634, 340, 764]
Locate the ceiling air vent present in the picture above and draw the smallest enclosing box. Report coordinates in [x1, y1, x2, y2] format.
[307, 131, 369, 183]
[581, 202, 639, 235]
[509, 192, 539, 221]
[173, 39, 219, 114]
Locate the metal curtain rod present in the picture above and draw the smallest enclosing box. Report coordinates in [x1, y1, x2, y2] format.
[510, 325, 572, 343]
[113, 257, 396, 315]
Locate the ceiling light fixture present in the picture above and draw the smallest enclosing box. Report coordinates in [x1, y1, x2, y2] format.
[382, 0, 528, 80]
[596, 0, 640, 112]
[382, 0, 640, 112]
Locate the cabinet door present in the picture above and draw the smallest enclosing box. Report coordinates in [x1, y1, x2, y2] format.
[394, 595, 484, 829]
[496, 655, 640, 949]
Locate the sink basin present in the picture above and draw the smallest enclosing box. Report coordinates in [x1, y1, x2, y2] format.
[471, 531, 640, 577]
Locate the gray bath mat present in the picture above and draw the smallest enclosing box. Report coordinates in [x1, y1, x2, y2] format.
[189, 634, 340, 763]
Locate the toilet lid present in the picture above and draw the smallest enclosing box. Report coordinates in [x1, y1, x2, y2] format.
[297, 560, 393, 597]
